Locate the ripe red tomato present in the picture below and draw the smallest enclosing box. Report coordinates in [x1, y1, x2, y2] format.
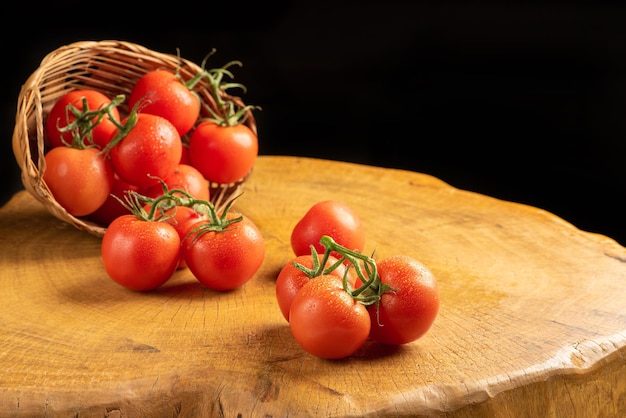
[108, 113, 182, 188]
[289, 275, 370, 359]
[128, 69, 200, 136]
[187, 121, 258, 184]
[45, 89, 120, 149]
[183, 212, 265, 291]
[140, 163, 210, 202]
[291, 200, 365, 258]
[275, 253, 354, 322]
[43, 146, 114, 217]
[87, 174, 138, 226]
[368, 255, 440, 345]
[101, 214, 181, 291]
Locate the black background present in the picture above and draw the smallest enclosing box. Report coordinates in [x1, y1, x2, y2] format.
[3, 2, 626, 245]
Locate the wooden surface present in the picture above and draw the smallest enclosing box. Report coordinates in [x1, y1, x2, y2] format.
[1, 155, 626, 417]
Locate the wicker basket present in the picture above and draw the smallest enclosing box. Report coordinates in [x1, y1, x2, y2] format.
[12, 40, 257, 237]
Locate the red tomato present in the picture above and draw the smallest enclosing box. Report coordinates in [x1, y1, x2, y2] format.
[368, 255, 440, 345]
[187, 121, 258, 184]
[108, 113, 182, 188]
[128, 69, 200, 136]
[140, 163, 210, 202]
[87, 175, 138, 226]
[43, 146, 114, 217]
[275, 253, 354, 322]
[45, 89, 120, 149]
[289, 275, 370, 359]
[182, 212, 265, 291]
[291, 200, 365, 259]
[101, 214, 180, 291]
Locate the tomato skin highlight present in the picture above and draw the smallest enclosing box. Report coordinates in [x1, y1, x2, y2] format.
[289, 275, 370, 359]
[275, 254, 353, 322]
[43, 146, 114, 216]
[183, 213, 265, 291]
[128, 69, 200, 136]
[101, 215, 181, 291]
[368, 255, 440, 345]
[109, 113, 182, 188]
[291, 200, 365, 259]
[188, 121, 258, 184]
[45, 89, 120, 149]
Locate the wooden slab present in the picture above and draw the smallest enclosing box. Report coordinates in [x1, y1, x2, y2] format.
[1, 155, 625, 417]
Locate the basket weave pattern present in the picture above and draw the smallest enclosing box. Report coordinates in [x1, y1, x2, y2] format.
[12, 40, 256, 237]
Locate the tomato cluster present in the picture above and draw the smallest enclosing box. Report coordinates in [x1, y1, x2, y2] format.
[101, 191, 265, 292]
[42, 54, 264, 292]
[43, 58, 258, 225]
[277, 200, 440, 359]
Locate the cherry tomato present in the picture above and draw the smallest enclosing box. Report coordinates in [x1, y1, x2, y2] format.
[43, 146, 114, 217]
[291, 200, 365, 259]
[108, 113, 182, 188]
[183, 212, 265, 291]
[368, 255, 440, 345]
[188, 121, 258, 184]
[140, 163, 210, 202]
[275, 253, 354, 322]
[45, 89, 120, 149]
[101, 214, 180, 291]
[128, 69, 200, 136]
[87, 174, 138, 226]
[289, 275, 370, 359]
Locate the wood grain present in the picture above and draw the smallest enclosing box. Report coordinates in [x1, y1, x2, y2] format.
[1, 155, 625, 417]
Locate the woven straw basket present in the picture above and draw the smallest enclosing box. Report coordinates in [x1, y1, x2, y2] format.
[12, 40, 257, 237]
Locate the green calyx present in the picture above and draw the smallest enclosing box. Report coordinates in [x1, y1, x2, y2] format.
[56, 94, 124, 149]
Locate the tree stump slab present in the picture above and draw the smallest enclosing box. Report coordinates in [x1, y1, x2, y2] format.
[1, 156, 625, 417]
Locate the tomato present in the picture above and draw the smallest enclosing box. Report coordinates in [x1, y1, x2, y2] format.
[275, 253, 354, 322]
[43, 146, 114, 217]
[45, 89, 120, 149]
[128, 69, 200, 136]
[183, 212, 265, 291]
[140, 163, 210, 202]
[289, 275, 370, 359]
[101, 214, 181, 291]
[291, 200, 365, 259]
[87, 174, 138, 226]
[187, 121, 258, 184]
[367, 255, 440, 345]
[108, 113, 182, 188]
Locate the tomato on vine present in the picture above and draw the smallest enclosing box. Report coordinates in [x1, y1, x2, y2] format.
[367, 255, 440, 345]
[289, 274, 371, 360]
[101, 193, 182, 291]
[45, 89, 122, 149]
[186, 60, 260, 184]
[182, 197, 265, 291]
[128, 69, 201, 136]
[275, 251, 354, 322]
[283, 235, 440, 358]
